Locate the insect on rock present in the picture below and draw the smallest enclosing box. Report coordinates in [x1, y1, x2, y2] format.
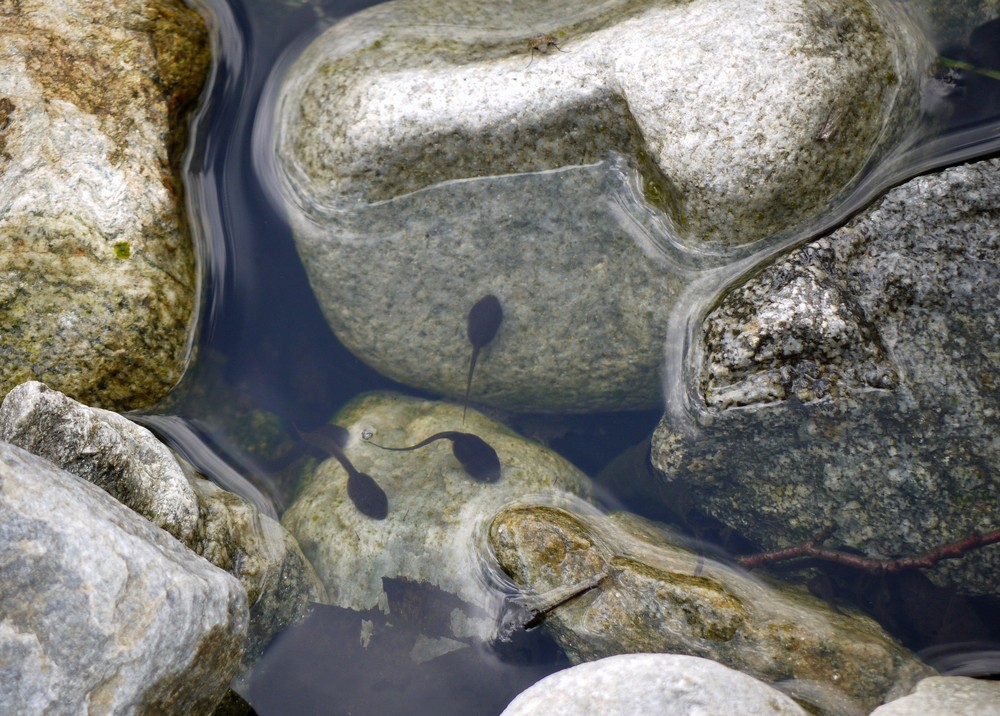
[525, 34, 568, 69]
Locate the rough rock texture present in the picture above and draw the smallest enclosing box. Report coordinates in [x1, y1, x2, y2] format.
[0, 441, 247, 715]
[648, 157, 1000, 596]
[0, 0, 209, 410]
[282, 392, 592, 638]
[870, 676, 1000, 716]
[273, 0, 931, 412]
[0, 381, 325, 663]
[500, 654, 808, 716]
[490, 504, 933, 715]
[0, 380, 200, 540]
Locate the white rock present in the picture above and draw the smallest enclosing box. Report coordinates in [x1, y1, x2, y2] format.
[871, 676, 1000, 716]
[272, 0, 932, 412]
[500, 653, 808, 716]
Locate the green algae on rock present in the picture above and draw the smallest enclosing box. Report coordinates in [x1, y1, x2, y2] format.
[273, 0, 932, 412]
[489, 504, 934, 715]
[281, 392, 592, 639]
[0, 0, 209, 410]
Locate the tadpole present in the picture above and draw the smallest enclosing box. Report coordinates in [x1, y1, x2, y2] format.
[463, 294, 503, 423]
[365, 431, 501, 483]
[296, 423, 388, 520]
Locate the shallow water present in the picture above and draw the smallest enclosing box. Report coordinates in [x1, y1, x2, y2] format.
[136, 0, 1000, 712]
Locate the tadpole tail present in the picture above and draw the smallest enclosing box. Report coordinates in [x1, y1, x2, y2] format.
[463, 345, 481, 425]
[363, 434, 444, 452]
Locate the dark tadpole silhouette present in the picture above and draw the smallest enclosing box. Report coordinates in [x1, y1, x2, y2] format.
[463, 294, 503, 423]
[365, 431, 501, 483]
[296, 423, 389, 520]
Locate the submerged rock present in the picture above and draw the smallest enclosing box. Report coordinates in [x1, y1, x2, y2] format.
[0, 381, 325, 663]
[500, 654, 808, 716]
[273, 0, 931, 412]
[646, 157, 1000, 597]
[0, 441, 247, 715]
[0, 0, 208, 410]
[281, 392, 592, 639]
[489, 504, 933, 715]
[870, 675, 1000, 716]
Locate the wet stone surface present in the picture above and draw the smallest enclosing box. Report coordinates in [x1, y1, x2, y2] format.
[273, 0, 931, 412]
[281, 392, 592, 639]
[647, 157, 1000, 597]
[489, 504, 934, 715]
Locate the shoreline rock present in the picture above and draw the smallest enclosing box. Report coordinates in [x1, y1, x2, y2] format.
[0, 441, 247, 714]
[0, 0, 209, 410]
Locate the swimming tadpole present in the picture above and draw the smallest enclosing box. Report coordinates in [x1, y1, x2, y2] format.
[463, 294, 503, 423]
[296, 423, 389, 520]
[364, 431, 501, 483]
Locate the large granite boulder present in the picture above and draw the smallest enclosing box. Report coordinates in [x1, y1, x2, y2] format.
[0, 381, 326, 663]
[645, 157, 1000, 597]
[272, 0, 932, 412]
[500, 654, 808, 716]
[282, 391, 592, 639]
[0, 441, 247, 714]
[490, 503, 933, 714]
[0, 0, 208, 410]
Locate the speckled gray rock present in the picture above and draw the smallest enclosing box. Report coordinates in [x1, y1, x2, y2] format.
[500, 654, 808, 716]
[273, 0, 931, 412]
[489, 504, 933, 715]
[0, 441, 247, 715]
[870, 676, 1000, 716]
[646, 157, 1000, 596]
[0, 380, 326, 663]
[0, 0, 208, 410]
[282, 392, 592, 638]
[0, 380, 200, 541]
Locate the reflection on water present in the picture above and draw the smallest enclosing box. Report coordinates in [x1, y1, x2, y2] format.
[135, 0, 1000, 711]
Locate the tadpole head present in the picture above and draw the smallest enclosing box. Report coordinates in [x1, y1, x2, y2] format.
[467, 294, 503, 348]
[450, 432, 501, 483]
[348, 471, 389, 519]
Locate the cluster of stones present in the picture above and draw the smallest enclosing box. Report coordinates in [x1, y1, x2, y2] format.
[269, 0, 1000, 709]
[3, 0, 999, 711]
[273, 0, 931, 412]
[0, 382, 325, 711]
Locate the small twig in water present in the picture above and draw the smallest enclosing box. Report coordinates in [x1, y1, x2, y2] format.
[737, 528, 1000, 575]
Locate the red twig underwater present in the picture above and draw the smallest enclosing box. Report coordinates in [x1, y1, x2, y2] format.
[738, 529, 1000, 574]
